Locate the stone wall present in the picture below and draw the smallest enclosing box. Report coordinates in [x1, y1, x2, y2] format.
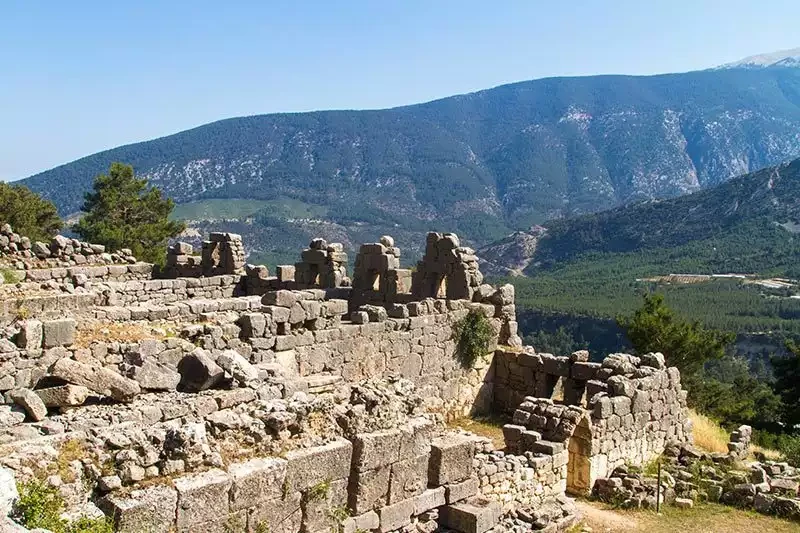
[493, 349, 690, 494]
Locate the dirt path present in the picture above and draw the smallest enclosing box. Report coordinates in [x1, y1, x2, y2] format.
[576, 500, 640, 532]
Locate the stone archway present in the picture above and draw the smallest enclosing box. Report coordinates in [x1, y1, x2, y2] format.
[566, 416, 592, 495]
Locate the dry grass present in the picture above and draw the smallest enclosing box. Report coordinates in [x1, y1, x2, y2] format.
[73, 321, 178, 348]
[689, 409, 730, 454]
[448, 415, 507, 448]
[578, 500, 800, 532]
[688, 409, 783, 460]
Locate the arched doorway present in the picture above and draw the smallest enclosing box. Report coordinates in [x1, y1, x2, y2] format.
[566, 416, 592, 495]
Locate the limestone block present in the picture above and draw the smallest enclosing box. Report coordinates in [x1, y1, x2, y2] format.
[611, 396, 632, 416]
[377, 497, 415, 533]
[607, 376, 636, 397]
[285, 439, 352, 492]
[174, 469, 232, 531]
[571, 362, 600, 381]
[440, 498, 501, 533]
[352, 428, 403, 470]
[50, 358, 140, 402]
[593, 395, 612, 418]
[229, 457, 287, 511]
[0, 467, 18, 517]
[131, 360, 181, 391]
[100, 485, 178, 533]
[414, 486, 446, 514]
[400, 417, 436, 458]
[42, 319, 76, 348]
[531, 440, 565, 455]
[6, 388, 47, 421]
[301, 478, 348, 533]
[248, 491, 303, 533]
[277, 265, 296, 282]
[539, 353, 570, 377]
[342, 511, 380, 533]
[16, 319, 42, 350]
[34, 385, 90, 407]
[444, 477, 479, 504]
[217, 349, 259, 384]
[263, 290, 299, 308]
[389, 455, 429, 503]
[348, 466, 391, 515]
[429, 434, 475, 485]
[239, 313, 267, 337]
[177, 348, 224, 392]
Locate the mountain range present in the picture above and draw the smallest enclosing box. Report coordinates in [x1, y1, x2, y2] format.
[18, 53, 800, 263]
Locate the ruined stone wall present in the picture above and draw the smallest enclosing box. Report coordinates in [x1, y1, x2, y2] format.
[492, 349, 691, 494]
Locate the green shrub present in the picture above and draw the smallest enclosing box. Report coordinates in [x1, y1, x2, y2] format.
[452, 309, 494, 368]
[13, 479, 113, 533]
[14, 479, 64, 531]
[1, 268, 19, 284]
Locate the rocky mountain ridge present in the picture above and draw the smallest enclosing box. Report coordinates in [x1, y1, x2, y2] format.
[19, 66, 800, 261]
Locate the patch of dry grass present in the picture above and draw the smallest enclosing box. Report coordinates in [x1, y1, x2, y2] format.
[448, 415, 507, 449]
[73, 321, 178, 348]
[689, 409, 730, 454]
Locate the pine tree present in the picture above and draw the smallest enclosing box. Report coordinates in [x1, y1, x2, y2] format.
[618, 293, 734, 385]
[0, 183, 62, 242]
[73, 163, 185, 264]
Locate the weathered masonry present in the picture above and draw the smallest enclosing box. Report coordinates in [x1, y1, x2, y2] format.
[0, 224, 692, 533]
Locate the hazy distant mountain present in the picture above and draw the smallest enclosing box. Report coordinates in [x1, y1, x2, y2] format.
[20, 65, 800, 260]
[717, 47, 800, 69]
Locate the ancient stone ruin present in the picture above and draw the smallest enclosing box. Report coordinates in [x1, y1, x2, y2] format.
[0, 224, 788, 532]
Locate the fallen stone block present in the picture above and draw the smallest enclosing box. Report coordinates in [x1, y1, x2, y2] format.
[100, 485, 177, 533]
[674, 497, 693, 509]
[429, 434, 475, 485]
[50, 358, 140, 402]
[217, 349, 259, 384]
[174, 468, 232, 531]
[35, 384, 91, 407]
[15, 319, 42, 350]
[440, 497, 501, 533]
[130, 360, 181, 391]
[42, 318, 76, 348]
[6, 388, 47, 421]
[177, 348, 224, 392]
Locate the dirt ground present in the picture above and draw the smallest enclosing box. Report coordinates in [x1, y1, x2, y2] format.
[575, 500, 800, 533]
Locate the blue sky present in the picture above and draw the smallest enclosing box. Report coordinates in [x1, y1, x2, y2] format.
[2, 0, 799, 180]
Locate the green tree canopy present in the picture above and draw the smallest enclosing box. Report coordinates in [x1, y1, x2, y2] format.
[0, 183, 62, 242]
[772, 340, 800, 427]
[73, 163, 185, 265]
[618, 293, 734, 386]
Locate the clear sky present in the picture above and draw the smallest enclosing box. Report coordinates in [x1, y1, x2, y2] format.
[2, 0, 799, 180]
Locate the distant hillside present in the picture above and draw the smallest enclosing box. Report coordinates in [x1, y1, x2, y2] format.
[19, 66, 800, 259]
[489, 158, 800, 341]
[529, 157, 800, 272]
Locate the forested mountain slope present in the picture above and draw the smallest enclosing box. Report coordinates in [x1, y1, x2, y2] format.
[19, 67, 800, 259]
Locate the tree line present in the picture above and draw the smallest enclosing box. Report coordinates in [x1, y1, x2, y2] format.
[1, 163, 184, 265]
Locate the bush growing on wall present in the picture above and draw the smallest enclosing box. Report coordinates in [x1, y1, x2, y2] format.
[452, 309, 494, 368]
